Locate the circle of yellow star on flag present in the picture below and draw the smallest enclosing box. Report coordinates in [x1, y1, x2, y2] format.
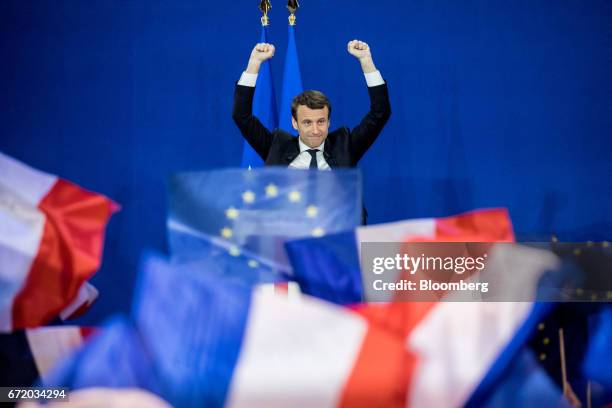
[288, 190, 301, 202]
[229, 245, 241, 257]
[265, 183, 278, 198]
[306, 205, 318, 218]
[225, 207, 239, 220]
[242, 190, 255, 204]
[220, 227, 233, 239]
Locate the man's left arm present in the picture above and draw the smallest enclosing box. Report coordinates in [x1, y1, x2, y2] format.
[346, 40, 391, 163]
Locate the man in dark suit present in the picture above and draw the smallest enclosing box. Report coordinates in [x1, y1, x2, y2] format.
[233, 40, 391, 223]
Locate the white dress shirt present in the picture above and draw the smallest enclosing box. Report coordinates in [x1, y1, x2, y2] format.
[289, 139, 331, 170]
[237, 70, 385, 169]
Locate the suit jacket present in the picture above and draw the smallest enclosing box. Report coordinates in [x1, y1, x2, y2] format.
[232, 83, 391, 167]
[232, 82, 391, 224]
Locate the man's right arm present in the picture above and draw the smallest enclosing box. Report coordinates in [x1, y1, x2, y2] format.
[232, 43, 276, 161]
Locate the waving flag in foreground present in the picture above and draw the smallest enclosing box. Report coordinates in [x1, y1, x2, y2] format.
[285, 208, 514, 305]
[167, 168, 361, 273]
[45, 246, 565, 407]
[348, 243, 562, 407]
[0, 151, 117, 331]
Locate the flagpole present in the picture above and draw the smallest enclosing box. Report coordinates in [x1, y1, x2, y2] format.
[586, 381, 591, 408]
[559, 328, 568, 395]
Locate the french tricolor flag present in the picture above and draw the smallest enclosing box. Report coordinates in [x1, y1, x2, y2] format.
[354, 207, 514, 243]
[225, 248, 558, 407]
[286, 208, 515, 305]
[0, 151, 117, 331]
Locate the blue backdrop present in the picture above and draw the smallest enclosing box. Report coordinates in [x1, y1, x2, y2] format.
[1, 1, 610, 323]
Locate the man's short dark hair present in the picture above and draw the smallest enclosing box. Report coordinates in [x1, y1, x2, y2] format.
[291, 90, 332, 120]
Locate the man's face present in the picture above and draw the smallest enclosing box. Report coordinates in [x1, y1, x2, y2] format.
[292, 105, 330, 148]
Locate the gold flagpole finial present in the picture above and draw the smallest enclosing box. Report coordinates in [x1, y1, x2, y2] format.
[287, 0, 299, 25]
[259, 0, 272, 26]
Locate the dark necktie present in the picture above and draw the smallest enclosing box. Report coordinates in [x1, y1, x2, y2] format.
[307, 149, 318, 169]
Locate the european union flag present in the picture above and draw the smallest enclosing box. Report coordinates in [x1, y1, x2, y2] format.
[168, 168, 362, 273]
[241, 27, 278, 168]
[167, 236, 285, 287]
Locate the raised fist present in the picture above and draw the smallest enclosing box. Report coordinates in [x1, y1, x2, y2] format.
[250, 43, 275, 63]
[347, 40, 372, 60]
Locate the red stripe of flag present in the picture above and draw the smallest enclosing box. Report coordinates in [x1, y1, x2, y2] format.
[435, 208, 514, 242]
[339, 302, 437, 407]
[12, 179, 117, 328]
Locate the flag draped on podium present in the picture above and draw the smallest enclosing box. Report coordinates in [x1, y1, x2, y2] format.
[241, 27, 278, 168]
[279, 24, 304, 132]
